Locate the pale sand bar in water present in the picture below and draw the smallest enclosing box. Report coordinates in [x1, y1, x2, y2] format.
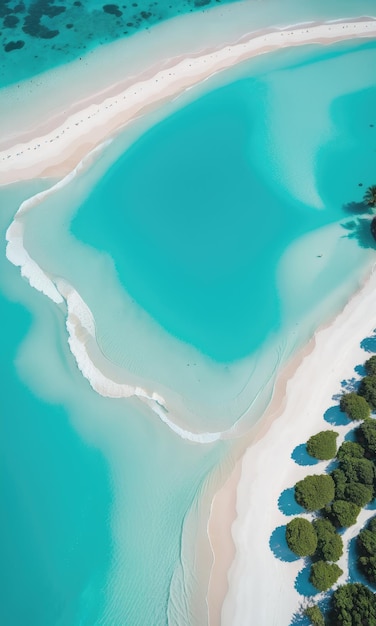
[2, 15, 376, 626]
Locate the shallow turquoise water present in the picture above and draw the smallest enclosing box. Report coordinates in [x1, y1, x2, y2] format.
[71, 39, 376, 362]
[2, 15, 376, 626]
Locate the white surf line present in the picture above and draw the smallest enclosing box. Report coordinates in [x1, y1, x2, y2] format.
[1, 17, 376, 182]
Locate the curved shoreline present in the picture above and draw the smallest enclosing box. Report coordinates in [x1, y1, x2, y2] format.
[1, 17, 376, 185]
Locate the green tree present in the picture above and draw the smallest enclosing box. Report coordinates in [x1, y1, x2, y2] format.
[344, 482, 373, 507]
[295, 474, 335, 511]
[340, 392, 371, 420]
[330, 583, 376, 625]
[285, 518, 318, 557]
[306, 430, 338, 460]
[358, 376, 376, 410]
[358, 518, 376, 586]
[357, 419, 376, 457]
[365, 356, 376, 376]
[325, 500, 361, 528]
[310, 560, 342, 592]
[305, 605, 325, 626]
[313, 518, 343, 562]
[337, 440, 365, 461]
[364, 185, 376, 208]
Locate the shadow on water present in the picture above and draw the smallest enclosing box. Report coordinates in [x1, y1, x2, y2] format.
[269, 525, 300, 563]
[324, 405, 350, 427]
[291, 444, 319, 467]
[341, 217, 376, 249]
[343, 201, 368, 214]
[295, 562, 320, 597]
[361, 330, 376, 353]
[278, 488, 305, 516]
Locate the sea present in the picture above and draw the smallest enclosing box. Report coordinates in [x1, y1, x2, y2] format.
[1, 1, 376, 624]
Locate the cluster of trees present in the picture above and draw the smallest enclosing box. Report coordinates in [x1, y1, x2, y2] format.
[340, 355, 376, 419]
[358, 515, 376, 585]
[306, 582, 376, 625]
[283, 351, 376, 622]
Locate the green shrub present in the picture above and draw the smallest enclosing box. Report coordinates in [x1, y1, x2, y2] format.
[358, 376, 376, 410]
[330, 583, 376, 625]
[344, 482, 373, 507]
[306, 430, 338, 460]
[295, 474, 335, 511]
[310, 560, 343, 592]
[285, 518, 318, 557]
[365, 356, 376, 376]
[337, 440, 365, 461]
[305, 605, 325, 626]
[339, 458, 375, 487]
[357, 419, 376, 456]
[313, 518, 343, 562]
[340, 392, 371, 420]
[325, 499, 361, 528]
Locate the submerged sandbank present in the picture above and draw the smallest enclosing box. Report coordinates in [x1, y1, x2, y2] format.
[1, 18, 376, 185]
[215, 264, 376, 625]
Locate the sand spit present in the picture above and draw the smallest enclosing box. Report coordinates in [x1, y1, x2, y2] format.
[1, 18, 376, 185]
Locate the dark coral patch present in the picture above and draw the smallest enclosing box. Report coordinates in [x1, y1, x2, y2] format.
[4, 39, 25, 52]
[14, 2, 26, 13]
[4, 14, 20, 27]
[103, 4, 123, 17]
[66, 22, 74, 29]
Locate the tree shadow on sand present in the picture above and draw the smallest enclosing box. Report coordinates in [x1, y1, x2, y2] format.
[291, 444, 319, 467]
[361, 329, 376, 353]
[295, 562, 320, 597]
[278, 488, 305, 516]
[324, 405, 350, 427]
[269, 525, 300, 562]
[341, 217, 376, 249]
[290, 610, 311, 626]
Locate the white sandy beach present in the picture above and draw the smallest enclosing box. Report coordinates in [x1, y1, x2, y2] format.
[2, 13, 376, 626]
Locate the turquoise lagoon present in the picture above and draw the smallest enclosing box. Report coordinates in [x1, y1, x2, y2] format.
[2, 27, 376, 626]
